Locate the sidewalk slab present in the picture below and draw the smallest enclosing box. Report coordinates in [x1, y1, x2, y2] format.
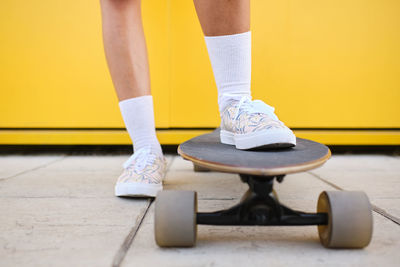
[0, 155, 173, 198]
[0, 155, 65, 180]
[311, 155, 400, 217]
[0, 155, 158, 267]
[0, 197, 147, 267]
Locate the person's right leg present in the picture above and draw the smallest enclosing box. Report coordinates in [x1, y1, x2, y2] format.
[100, 0, 165, 197]
[194, 0, 296, 149]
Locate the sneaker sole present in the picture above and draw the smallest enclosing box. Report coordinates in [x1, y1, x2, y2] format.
[221, 128, 296, 150]
[115, 183, 163, 197]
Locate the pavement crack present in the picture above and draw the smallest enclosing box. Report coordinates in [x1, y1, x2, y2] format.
[371, 204, 400, 225]
[0, 156, 68, 182]
[307, 171, 343, 191]
[308, 171, 400, 226]
[42, 223, 128, 227]
[0, 196, 115, 199]
[200, 197, 237, 201]
[112, 198, 153, 267]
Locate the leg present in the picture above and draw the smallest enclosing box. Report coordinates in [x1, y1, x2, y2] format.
[100, 0, 165, 197]
[193, 0, 250, 36]
[194, 0, 296, 150]
[100, 0, 150, 100]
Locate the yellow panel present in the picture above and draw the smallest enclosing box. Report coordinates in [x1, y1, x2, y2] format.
[0, 129, 212, 145]
[169, 0, 220, 127]
[0, 0, 169, 128]
[294, 130, 400, 145]
[252, 0, 400, 128]
[169, 0, 400, 128]
[1, 129, 399, 145]
[1, 1, 400, 146]
[142, 0, 170, 127]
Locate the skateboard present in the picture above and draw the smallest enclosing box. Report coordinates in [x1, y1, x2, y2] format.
[155, 129, 373, 248]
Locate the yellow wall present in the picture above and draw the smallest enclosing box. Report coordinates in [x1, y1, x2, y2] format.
[1, 0, 400, 145]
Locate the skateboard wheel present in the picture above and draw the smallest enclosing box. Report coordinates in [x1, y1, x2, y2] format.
[155, 190, 197, 247]
[317, 191, 373, 248]
[193, 164, 211, 172]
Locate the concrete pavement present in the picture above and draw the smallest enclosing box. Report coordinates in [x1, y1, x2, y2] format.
[0, 153, 399, 266]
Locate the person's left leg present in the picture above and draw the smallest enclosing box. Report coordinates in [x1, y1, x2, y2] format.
[194, 0, 296, 150]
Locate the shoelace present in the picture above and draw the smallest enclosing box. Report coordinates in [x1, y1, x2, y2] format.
[233, 95, 280, 122]
[123, 147, 157, 171]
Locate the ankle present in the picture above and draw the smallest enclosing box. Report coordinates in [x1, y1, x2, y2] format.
[134, 143, 162, 156]
[218, 93, 251, 115]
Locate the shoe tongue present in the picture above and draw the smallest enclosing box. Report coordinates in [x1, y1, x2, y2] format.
[243, 99, 278, 120]
[123, 147, 155, 169]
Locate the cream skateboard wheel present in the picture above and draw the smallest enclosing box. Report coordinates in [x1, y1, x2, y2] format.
[155, 190, 197, 247]
[317, 191, 373, 248]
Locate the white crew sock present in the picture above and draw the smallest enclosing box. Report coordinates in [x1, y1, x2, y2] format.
[119, 95, 162, 155]
[204, 31, 252, 114]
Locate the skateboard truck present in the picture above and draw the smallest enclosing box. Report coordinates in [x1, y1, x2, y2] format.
[197, 174, 328, 226]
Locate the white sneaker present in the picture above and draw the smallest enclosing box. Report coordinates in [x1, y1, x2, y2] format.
[115, 147, 167, 197]
[220, 96, 296, 150]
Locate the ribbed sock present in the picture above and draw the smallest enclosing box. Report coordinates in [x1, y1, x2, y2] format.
[118, 95, 162, 155]
[204, 31, 252, 114]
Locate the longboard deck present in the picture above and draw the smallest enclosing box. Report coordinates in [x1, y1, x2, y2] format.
[178, 129, 331, 176]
